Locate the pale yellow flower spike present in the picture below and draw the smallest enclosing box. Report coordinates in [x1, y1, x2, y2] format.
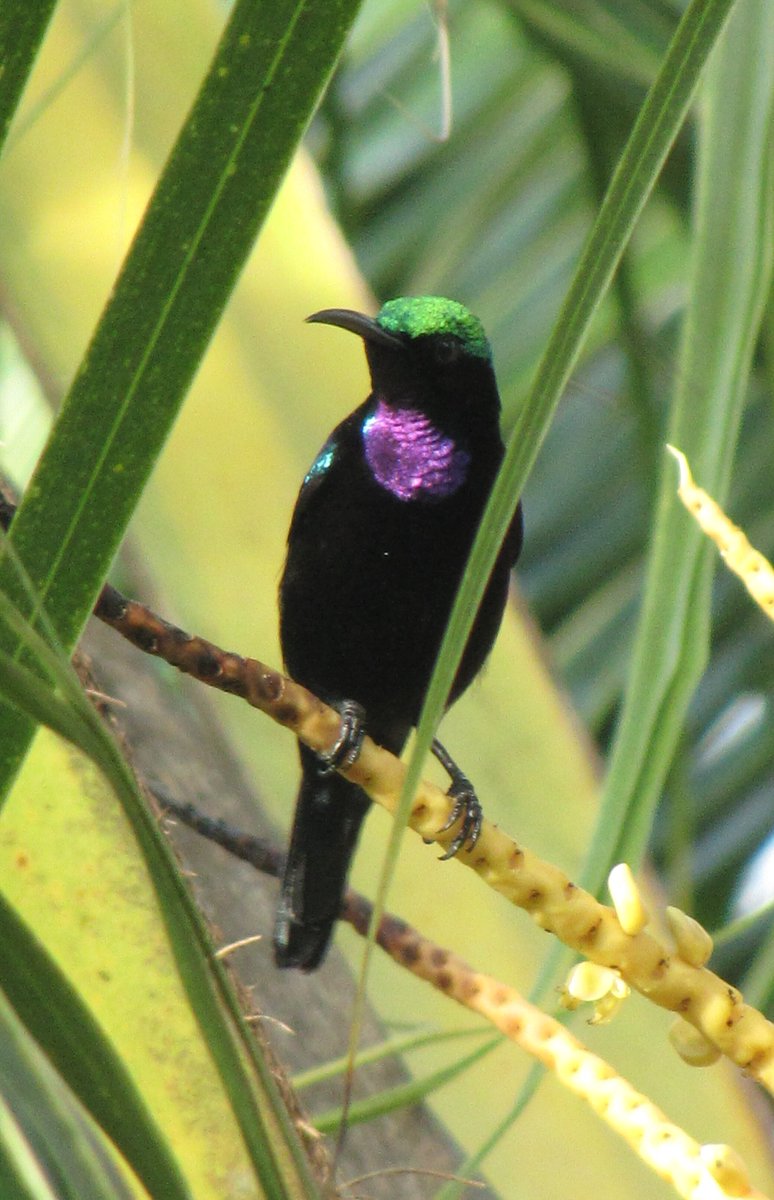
[545, 1017, 757, 1199]
[667, 445, 774, 618]
[392, 928, 769, 1200]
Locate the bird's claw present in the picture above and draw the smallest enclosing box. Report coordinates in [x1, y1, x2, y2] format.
[427, 738, 483, 859]
[318, 699, 366, 775]
[436, 777, 482, 860]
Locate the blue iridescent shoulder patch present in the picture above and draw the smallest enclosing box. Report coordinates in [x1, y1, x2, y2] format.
[304, 440, 335, 487]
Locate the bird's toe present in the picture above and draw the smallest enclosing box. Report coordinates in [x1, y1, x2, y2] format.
[437, 779, 482, 860]
[317, 699, 367, 775]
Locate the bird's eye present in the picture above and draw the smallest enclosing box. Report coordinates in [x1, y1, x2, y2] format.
[433, 337, 462, 366]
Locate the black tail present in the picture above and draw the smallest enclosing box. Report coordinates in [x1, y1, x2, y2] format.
[273, 745, 369, 971]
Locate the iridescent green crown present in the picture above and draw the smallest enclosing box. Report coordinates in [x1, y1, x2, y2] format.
[376, 296, 491, 361]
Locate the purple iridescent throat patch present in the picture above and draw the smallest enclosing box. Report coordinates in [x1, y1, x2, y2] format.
[362, 399, 470, 502]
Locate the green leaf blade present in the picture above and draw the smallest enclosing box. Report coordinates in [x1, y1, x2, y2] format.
[0, 3, 58, 154]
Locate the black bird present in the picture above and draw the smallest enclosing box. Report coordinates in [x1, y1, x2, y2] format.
[275, 296, 523, 970]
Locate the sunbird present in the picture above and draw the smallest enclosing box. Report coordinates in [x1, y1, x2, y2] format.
[275, 297, 523, 970]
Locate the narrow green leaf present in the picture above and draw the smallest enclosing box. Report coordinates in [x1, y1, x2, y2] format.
[0, 3, 58, 154]
[0, 1100, 58, 1200]
[313, 1036, 500, 1133]
[292, 1025, 491, 1091]
[0, 551, 130, 773]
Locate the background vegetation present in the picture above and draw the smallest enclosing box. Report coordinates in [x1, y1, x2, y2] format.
[1, 0, 773, 1197]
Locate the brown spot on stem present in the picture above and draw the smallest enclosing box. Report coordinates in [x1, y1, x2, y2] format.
[381, 914, 409, 939]
[96, 587, 127, 621]
[196, 652, 220, 677]
[133, 628, 158, 653]
[272, 702, 298, 726]
[400, 941, 420, 966]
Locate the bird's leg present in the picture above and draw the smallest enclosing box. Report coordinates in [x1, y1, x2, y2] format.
[317, 699, 367, 775]
[430, 738, 483, 860]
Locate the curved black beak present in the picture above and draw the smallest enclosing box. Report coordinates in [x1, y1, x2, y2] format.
[306, 308, 404, 350]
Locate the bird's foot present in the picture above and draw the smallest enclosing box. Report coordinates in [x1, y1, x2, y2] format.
[429, 738, 483, 860]
[318, 699, 367, 776]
